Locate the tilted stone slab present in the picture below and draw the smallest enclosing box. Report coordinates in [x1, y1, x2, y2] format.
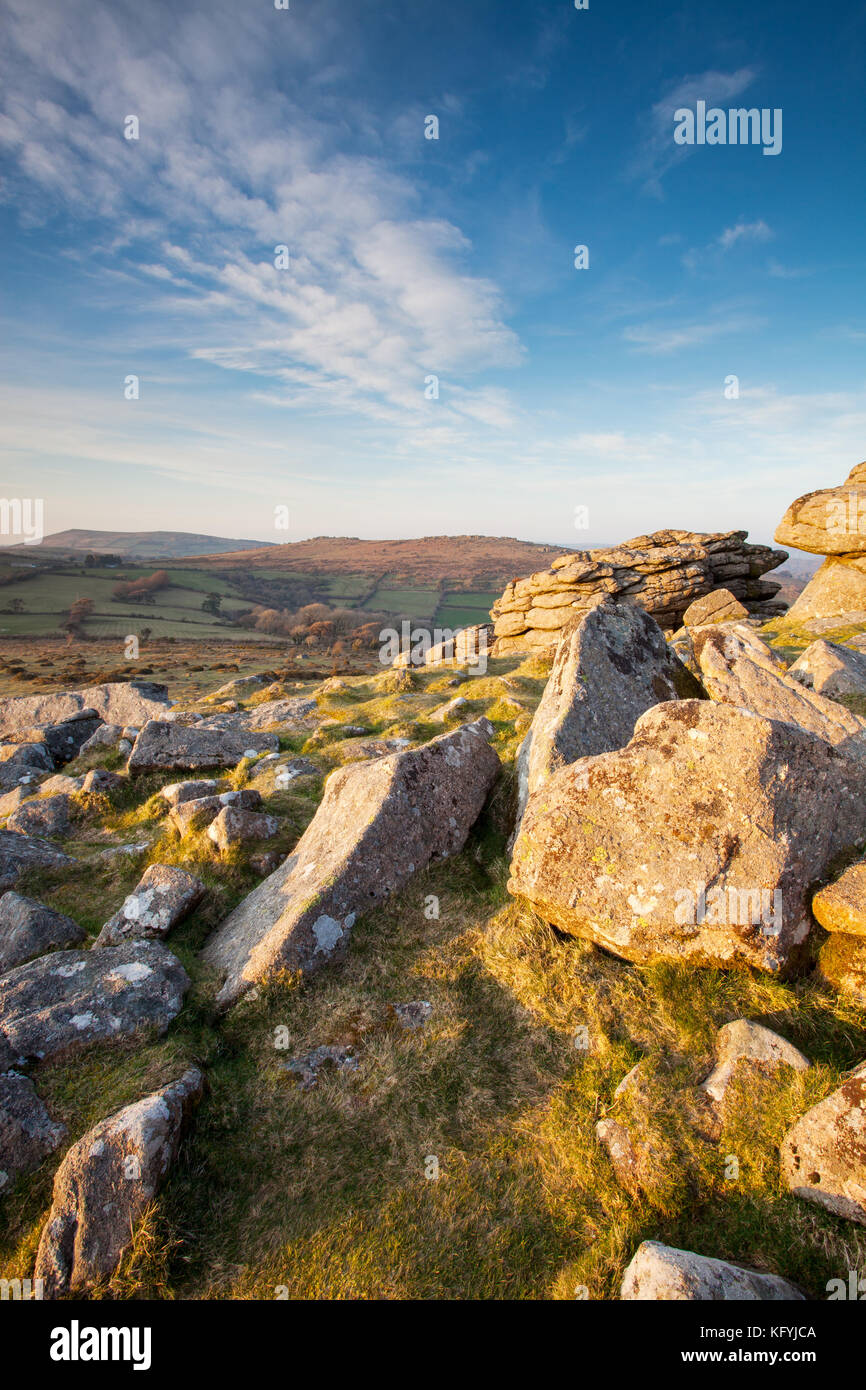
[513, 597, 703, 836]
[789, 639, 866, 697]
[696, 623, 866, 759]
[35, 1068, 204, 1296]
[93, 864, 205, 948]
[0, 940, 190, 1063]
[203, 720, 500, 1007]
[509, 700, 866, 974]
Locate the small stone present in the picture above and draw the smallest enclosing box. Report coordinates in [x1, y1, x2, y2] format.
[700, 1020, 810, 1108]
[206, 807, 279, 851]
[93, 864, 205, 948]
[813, 862, 866, 936]
[620, 1241, 804, 1300]
[281, 1044, 358, 1090]
[780, 1061, 866, 1225]
[0, 1071, 65, 1194]
[7, 795, 71, 839]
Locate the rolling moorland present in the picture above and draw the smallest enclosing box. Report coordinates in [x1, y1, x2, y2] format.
[3, 506, 863, 1305]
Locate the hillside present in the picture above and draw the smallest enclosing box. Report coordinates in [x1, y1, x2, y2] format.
[177, 535, 578, 585]
[22, 530, 276, 558]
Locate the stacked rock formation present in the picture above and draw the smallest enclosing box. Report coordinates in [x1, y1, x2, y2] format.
[775, 461, 866, 629]
[490, 530, 787, 655]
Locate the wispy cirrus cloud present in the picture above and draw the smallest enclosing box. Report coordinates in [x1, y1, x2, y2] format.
[628, 67, 756, 196]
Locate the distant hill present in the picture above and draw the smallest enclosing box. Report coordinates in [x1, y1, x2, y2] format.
[175, 535, 579, 586]
[23, 530, 276, 559]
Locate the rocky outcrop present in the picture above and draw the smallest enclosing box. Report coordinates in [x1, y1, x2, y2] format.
[509, 700, 866, 974]
[700, 1021, 810, 1109]
[0, 1070, 65, 1194]
[0, 830, 75, 892]
[198, 697, 318, 732]
[93, 865, 205, 948]
[775, 462, 866, 629]
[0, 892, 85, 972]
[780, 1061, 866, 1225]
[620, 1241, 804, 1300]
[513, 598, 703, 835]
[127, 720, 278, 772]
[0, 683, 171, 739]
[0, 742, 54, 792]
[491, 530, 787, 655]
[203, 720, 500, 1008]
[0, 941, 190, 1063]
[35, 1068, 204, 1295]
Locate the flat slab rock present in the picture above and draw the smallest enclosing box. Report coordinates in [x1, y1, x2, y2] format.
[0, 829, 75, 892]
[513, 596, 702, 835]
[620, 1241, 804, 1300]
[203, 719, 500, 1007]
[0, 683, 170, 739]
[199, 697, 318, 732]
[780, 1060, 866, 1225]
[127, 720, 278, 771]
[35, 1068, 204, 1296]
[509, 699, 866, 974]
[0, 1069, 66, 1194]
[0, 940, 190, 1064]
[683, 587, 749, 626]
[0, 891, 85, 972]
[93, 864, 205, 948]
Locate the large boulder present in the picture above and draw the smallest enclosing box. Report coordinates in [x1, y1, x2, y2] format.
[513, 598, 703, 835]
[812, 861, 866, 936]
[0, 829, 75, 892]
[780, 1061, 866, 1225]
[7, 795, 71, 840]
[203, 720, 500, 1007]
[34, 1068, 204, 1296]
[93, 865, 205, 948]
[36, 712, 104, 765]
[127, 720, 278, 772]
[0, 683, 171, 739]
[206, 807, 278, 851]
[0, 1070, 65, 1194]
[683, 587, 749, 626]
[775, 464, 866, 554]
[788, 640, 866, 697]
[509, 700, 866, 974]
[695, 624, 866, 758]
[0, 941, 190, 1064]
[0, 892, 85, 972]
[620, 1241, 804, 1300]
[782, 558, 866, 630]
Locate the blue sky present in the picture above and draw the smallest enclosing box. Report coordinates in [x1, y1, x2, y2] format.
[0, 0, 863, 548]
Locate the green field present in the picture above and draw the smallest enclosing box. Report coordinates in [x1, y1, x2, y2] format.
[0, 561, 498, 640]
[363, 586, 441, 618]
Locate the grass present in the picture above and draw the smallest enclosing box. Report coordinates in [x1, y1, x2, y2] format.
[2, 649, 866, 1301]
